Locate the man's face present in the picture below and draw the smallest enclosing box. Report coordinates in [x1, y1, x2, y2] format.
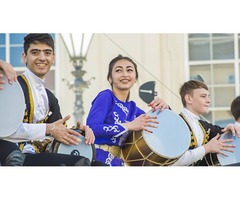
[22, 42, 55, 79]
[186, 88, 211, 116]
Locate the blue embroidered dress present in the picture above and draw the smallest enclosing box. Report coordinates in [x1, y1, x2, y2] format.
[86, 89, 145, 166]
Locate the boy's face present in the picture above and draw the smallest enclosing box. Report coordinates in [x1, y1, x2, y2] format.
[22, 42, 55, 79]
[185, 88, 210, 116]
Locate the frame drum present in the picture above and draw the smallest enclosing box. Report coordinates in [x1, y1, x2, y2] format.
[53, 134, 96, 163]
[217, 132, 240, 166]
[122, 109, 191, 166]
[200, 132, 240, 166]
[0, 70, 25, 137]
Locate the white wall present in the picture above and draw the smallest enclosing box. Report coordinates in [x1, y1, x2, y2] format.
[57, 33, 186, 126]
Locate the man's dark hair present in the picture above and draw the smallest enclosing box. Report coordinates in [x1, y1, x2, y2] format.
[23, 33, 54, 54]
[230, 96, 240, 121]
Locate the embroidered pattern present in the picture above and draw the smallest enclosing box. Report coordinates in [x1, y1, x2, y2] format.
[116, 102, 129, 117]
[113, 111, 121, 124]
[180, 113, 210, 149]
[111, 137, 117, 143]
[105, 153, 115, 166]
[103, 125, 120, 133]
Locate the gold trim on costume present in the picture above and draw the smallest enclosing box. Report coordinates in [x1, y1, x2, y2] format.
[19, 75, 53, 153]
[95, 144, 121, 158]
[179, 113, 209, 149]
[20, 75, 34, 123]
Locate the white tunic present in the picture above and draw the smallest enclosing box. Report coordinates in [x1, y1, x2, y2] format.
[172, 108, 206, 166]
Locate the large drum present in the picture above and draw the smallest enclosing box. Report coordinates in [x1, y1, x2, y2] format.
[53, 130, 96, 163]
[0, 69, 25, 137]
[121, 109, 191, 166]
[204, 132, 240, 166]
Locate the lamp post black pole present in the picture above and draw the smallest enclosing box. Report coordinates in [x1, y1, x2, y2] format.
[60, 33, 94, 124]
[71, 59, 88, 123]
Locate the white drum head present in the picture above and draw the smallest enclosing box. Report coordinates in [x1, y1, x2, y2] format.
[0, 70, 25, 137]
[217, 132, 240, 166]
[142, 109, 191, 158]
[57, 135, 95, 162]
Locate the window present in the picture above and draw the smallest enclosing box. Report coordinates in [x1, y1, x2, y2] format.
[0, 34, 6, 61]
[188, 33, 239, 126]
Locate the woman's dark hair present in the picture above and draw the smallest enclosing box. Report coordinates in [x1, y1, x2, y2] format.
[107, 54, 138, 82]
[23, 33, 55, 54]
[107, 54, 138, 101]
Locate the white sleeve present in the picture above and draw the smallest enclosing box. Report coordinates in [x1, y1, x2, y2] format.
[3, 123, 46, 143]
[171, 146, 205, 166]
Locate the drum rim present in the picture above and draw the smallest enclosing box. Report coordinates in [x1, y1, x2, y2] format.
[121, 131, 180, 166]
[122, 109, 191, 166]
[0, 69, 25, 137]
[53, 135, 96, 163]
[217, 132, 240, 166]
[142, 109, 191, 158]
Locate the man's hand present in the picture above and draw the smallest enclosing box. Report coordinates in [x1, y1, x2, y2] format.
[46, 115, 82, 145]
[76, 120, 95, 145]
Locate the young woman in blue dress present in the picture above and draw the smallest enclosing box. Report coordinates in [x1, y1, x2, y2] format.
[86, 55, 169, 166]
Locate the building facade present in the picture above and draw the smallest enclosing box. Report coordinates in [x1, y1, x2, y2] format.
[1, 33, 239, 127]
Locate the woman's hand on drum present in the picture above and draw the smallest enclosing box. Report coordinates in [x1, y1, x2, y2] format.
[222, 124, 240, 138]
[148, 97, 169, 111]
[46, 115, 82, 145]
[203, 133, 235, 156]
[76, 120, 95, 145]
[123, 113, 159, 133]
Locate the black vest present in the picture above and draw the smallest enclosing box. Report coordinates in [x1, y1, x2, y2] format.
[17, 75, 63, 153]
[17, 75, 62, 124]
[179, 113, 223, 166]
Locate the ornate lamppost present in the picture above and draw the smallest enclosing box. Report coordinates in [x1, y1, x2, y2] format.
[60, 33, 94, 123]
